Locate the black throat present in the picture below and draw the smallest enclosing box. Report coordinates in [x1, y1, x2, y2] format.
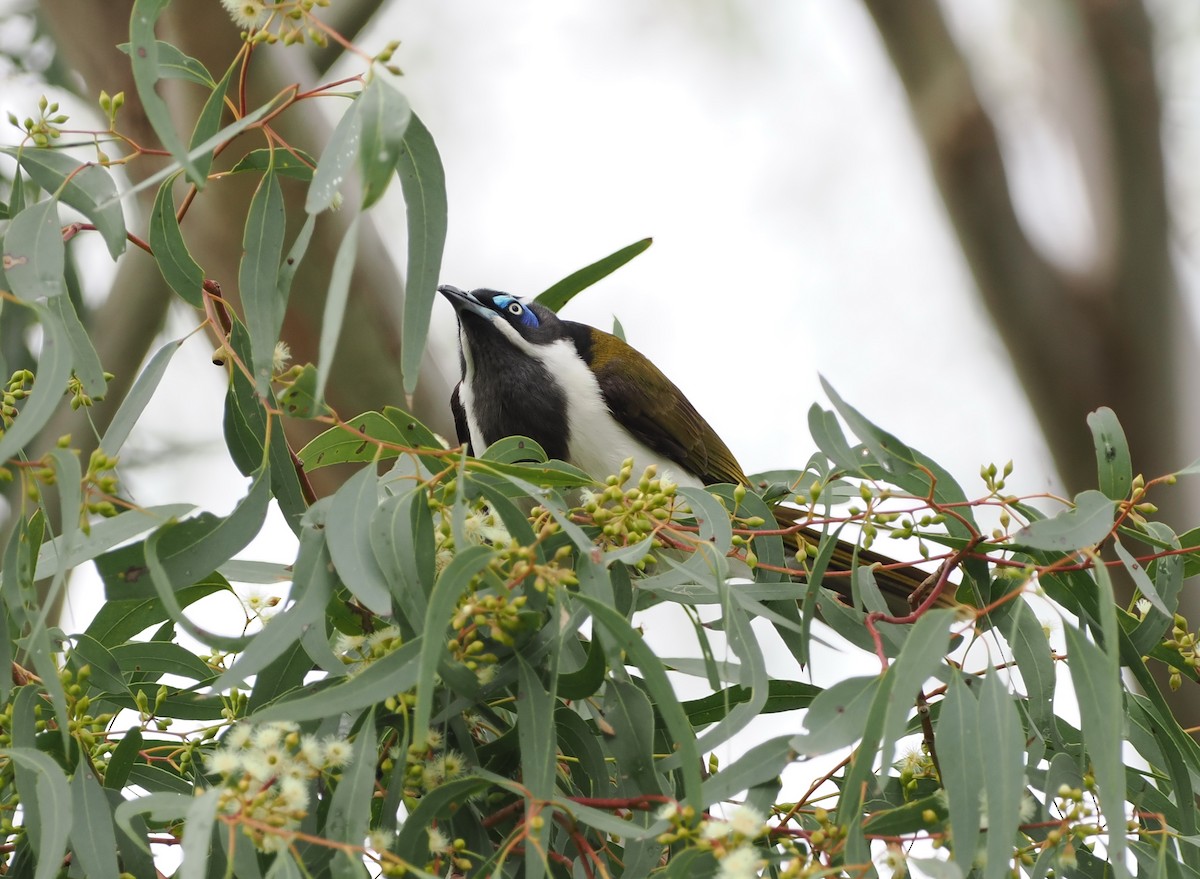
[457, 314, 572, 461]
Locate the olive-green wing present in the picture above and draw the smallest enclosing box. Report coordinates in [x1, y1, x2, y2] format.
[584, 328, 747, 486]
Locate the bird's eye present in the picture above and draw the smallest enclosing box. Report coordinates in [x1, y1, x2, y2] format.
[507, 302, 523, 316]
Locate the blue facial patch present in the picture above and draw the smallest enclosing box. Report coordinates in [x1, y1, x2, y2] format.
[493, 294, 540, 328]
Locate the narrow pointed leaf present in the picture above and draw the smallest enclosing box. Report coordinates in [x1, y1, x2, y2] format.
[188, 58, 235, 182]
[413, 545, 493, 739]
[129, 0, 201, 183]
[396, 112, 447, 395]
[358, 77, 411, 209]
[306, 96, 362, 213]
[4, 747, 72, 879]
[326, 708, 377, 878]
[118, 39, 214, 85]
[46, 291, 105, 396]
[936, 674, 982, 871]
[100, 337, 185, 456]
[240, 167, 286, 394]
[251, 638, 421, 722]
[177, 787, 220, 879]
[979, 670, 1025, 879]
[70, 757, 120, 879]
[0, 305, 72, 464]
[326, 460, 390, 614]
[314, 214, 360, 405]
[148, 176, 204, 306]
[1088, 407, 1132, 502]
[536, 237, 653, 311]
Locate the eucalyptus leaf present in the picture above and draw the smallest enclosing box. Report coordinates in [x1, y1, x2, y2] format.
[396, 112, 447, 395]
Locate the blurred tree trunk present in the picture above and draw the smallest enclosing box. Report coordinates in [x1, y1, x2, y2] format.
[862, 0, 1200, 724]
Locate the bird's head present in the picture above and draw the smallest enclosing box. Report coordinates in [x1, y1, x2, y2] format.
[438, 286, 564, 352]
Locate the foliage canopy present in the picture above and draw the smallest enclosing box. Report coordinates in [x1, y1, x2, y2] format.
[2, 4, 1200, 878]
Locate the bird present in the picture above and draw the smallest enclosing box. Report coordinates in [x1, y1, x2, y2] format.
[439, 284, 944, 613]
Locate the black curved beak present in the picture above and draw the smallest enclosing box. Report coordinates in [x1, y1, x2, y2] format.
[438, 285, 493, 320]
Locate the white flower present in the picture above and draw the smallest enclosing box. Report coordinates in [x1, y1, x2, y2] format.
[298, 734, 323, 767]
[655, 802, 681, 823]
[277, 776, 310, 812]
[225, 724, 252, 750]
[272, 341, 292, 373]
[323, 737, 352, 767]
[700, 819, 731, 841]
[206, 749, 241, 776]
[427, 826, 451, 854]
[1019, 793, 1038, 824]
[220, 0, 268, 30]
[253, 724, 284, 749]
[717, 844, 763, 879]
[728, 805, 766, 838]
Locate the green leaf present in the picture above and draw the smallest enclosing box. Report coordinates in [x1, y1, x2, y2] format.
[701, 735, 792, 805]
[4, 198, 65, 300]
[935, 676, 982, 871]
[114, 791, 191, 852]
[143, 467, 271, 650]
[0, 304, 72, 464]
[790, 676, 879, 756]
[1088, 407, 1132, 502]
[117, 40, 214, 86]
[413, 545, 493, 739]
[215, 518, 333, 690]
[229, 148, 317, 180]
[240, 166, 287, 394]
[46, 291, 106, 396]
[35, 503, 193, 581]
[358, 77, 411, 209]
[325, 709, 376, 879]
[535, 237, 653, 312]
[188, 58, 236, 183]
[878, 608, 956, 771]
[178, 787, 221, 879]
[148, 176, 204, 307]
[129, 0, 201, 184]
[396, 112, 447, 396]
[1064, 623, 1128, 875]
[110, 641, 217, 683]
[104, 728, 142, 791]
[100, 337, 185, 456]
[3, 747, 72, 879]
[1014, 490, 1115, 551]
[820, 376, 913, 473]
[1001, 599, 1056, 737]
[393, 776, 491, 862]
[601, 677, 663, 797]
[978, 670, 1025, 879]
[68, 633, 130, 696]
[576, 593, 703, 806]
[326, 460, 391, 615]
[808, 403, 866, 476]
[2, 148, 126, 259]
[251, 638, 421, 722]
[1115, 537, 1170, 616]
[314, 214, 360, 405]
[306, 95, 362, 213]
[517, 655, 557, 809]
[70, 756, 120, 879]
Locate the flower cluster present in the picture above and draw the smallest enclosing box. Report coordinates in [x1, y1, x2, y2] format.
[657, 803, 768, 879]
[219, 0, 333, 47]
[205, 721, 354, 852]
[403, 730, 465, 797]
[575, 459, 679, 552]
